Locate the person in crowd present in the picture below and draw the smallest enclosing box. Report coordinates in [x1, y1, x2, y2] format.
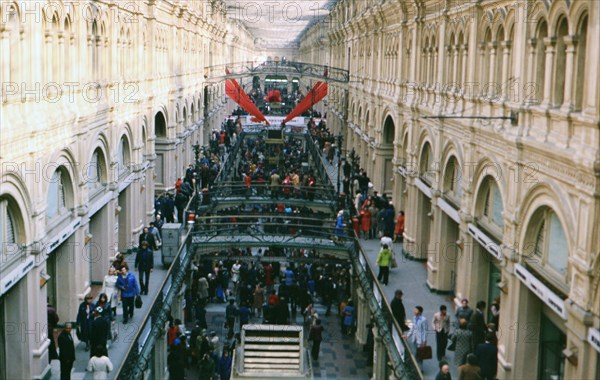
[452, 318, 473, 366]
[456, 298, 474, 322]
[47, 301, 60, 362]
[391, 290, 409, 332]
[334, 210, 346, 239]
[359, 206, 371, 239]
[226, 299, 238, 339]
[239, 302, 251, 330]
[168, 339, 187, 380]
[405, 305, 428, 371]
[217, 348, 233, 380]
[58, 322, 76, 380]
[198, 275, 209, 306]
[342, 300, 355, 336]
[89, 306, 110, 358]
[376, 244, 393, 286]
[76, 294, 95, 351]
[95, 293, 113, 323]
[198, 352, 215, 380]
[470, 300, 487, 350]
[138, 227, 156, 251]
[432, 305, 451, 361]
[135, 241, 154, 295]
[394, 210, 405, 242]
[308, 319, 324, 361]
[458, 353, 481, 380]
[148, 222, 162, 250]
[253, 283, 265, 318]
[489, 296, 500, 329]
[435, 360, 452, 380]
[116, 264, 140, 324]
[475, 332, 499, 380]
[102, 267, 119, 318]
[86, 345, 113, 380]
[167, 319, 182, 346]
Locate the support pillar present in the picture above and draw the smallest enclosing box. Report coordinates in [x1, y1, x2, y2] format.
[371, 326, 387, 380]
[355, 287, 368, 345]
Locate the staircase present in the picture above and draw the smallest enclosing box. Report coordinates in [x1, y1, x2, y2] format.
[232, 324, 310, 379]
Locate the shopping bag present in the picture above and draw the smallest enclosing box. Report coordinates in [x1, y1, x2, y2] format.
[135, 295, 143, 309]
[416, 345, 433, 360]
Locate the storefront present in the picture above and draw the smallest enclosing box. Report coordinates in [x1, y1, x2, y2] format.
[539, 313, 566, 379]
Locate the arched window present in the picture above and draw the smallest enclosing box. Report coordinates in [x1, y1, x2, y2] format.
[0, 198, 18, 255]
[443, 157, 462, 202]
[47, 170, 67, 219]
[552, 17, 568, 107]
[419, 142, 434, 184]
[532, 208, 569, 278]
[117, 137, 131, 177]
[479, 177, 504, 233]
[87, 150, 105, 192]
[533, 20, 548, 103]
[574, 14, 587, 111]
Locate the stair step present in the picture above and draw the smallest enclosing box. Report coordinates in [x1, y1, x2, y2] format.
[245, 336, 301, 343]
[245, 357, 300, 364]
[244, 363, 300, 370]
[245, 352, 300, 358]
[245, 344, 300, 350]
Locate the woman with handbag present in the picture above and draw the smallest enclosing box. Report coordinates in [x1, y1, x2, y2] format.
[405, 305, 429, 371]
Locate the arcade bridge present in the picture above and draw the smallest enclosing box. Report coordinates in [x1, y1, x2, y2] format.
[113, 123, 423, 380]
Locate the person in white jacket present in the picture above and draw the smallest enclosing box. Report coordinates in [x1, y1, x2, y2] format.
[87, 345, 113, 380]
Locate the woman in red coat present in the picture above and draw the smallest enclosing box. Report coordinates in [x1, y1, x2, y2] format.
[394, 211, 405, 242]
[360, 207, 371, 240]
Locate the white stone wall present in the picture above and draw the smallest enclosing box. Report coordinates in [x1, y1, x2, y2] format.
[301, 1, 600, 379]
[0, 1, 255, 378]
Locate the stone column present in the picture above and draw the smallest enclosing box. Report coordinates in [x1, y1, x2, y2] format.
[355, 287, 368, 345]
[525, 38, 538, 103]
[560, 35, 578, 111]
[487, 42, 497, 98]
[371, 325, 387, 380]
[500, 41, 512, 101]
[541, 37, 556, 107]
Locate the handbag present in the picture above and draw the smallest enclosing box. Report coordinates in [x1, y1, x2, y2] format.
[135, 295, 143, 309]
[416, 345, 433, 360]
[447, 335, 456, 351]
[390, 256, 398, 268]
[111, 322, 118, 341]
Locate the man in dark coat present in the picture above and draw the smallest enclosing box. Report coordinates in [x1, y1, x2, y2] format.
[475, 332, 498, 380]
[138, 227, 156, 250]
[135, 241, 154, 295]
[57, 323, 76, 380]
[89, 306, 110, 357]
[47, 302, 60, 362]
[390, 289, 409, 331]
[308, 319, 324, 361]
[469, 300, 487, 350]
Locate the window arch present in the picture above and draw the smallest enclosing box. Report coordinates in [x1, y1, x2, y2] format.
[419, 142, 434, 184]
[552, 17, 568, 107]
[573, 14, 587, 111]
[117, 136, 131, 177]
[477, 176, 504, 235]
[0, 198, 19, 256]
[529, 207, 569, 282]
[443, 156, 462, 202]
[47, 169, 67, 219]
[532, 20, 548, 103]
[87, 149, 106, 193]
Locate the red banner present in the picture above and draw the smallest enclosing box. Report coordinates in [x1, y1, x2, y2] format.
[225, 68, 269, 125]
[283, 82, 328, 123]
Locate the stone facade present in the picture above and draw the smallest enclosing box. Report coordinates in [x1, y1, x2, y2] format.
[300, 0, 600, 379]
[0, 1, 255, 378]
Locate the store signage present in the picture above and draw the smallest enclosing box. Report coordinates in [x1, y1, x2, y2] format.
[588, 328, 600, 354]
[89, 191, 113, 217]
[245, 116, 305, 126]
[467, 223, 502, 260]
[46, 218, 82, 254]
[438, 198, 461, 223]
[415, 178, 432, 198]
[514, 264, 567, 320]
[0, 256, 35, 296]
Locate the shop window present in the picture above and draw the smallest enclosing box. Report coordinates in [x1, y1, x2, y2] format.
[0, 200, 17, 253]
[443, 157, 462, 203]
[87, 150, 105, 194]
[539, 314, 566, 380]
[419, 142, 435, 184]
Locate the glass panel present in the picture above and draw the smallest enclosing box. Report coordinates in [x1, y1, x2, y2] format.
[535, 221, 545, 258]
[491, 185, 504, 227]
[547, 213, 568, 275]
[88, 152, 98, 190]
[47, 172, 59, 218]
[6, 208, 15, 244]
[539, 314, 566, 380]
[487, 264, 501, 322]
